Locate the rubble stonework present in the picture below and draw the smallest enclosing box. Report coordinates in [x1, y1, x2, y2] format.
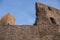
[0, 2, 60, 40]
[1, 13, 15, 25]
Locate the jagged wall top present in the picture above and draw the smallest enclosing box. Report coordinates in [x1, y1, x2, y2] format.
[34, 2, 60, 26]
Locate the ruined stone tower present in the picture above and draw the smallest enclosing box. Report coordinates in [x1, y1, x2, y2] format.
[34, 2, 60, 26]
[0, 2, 60, 40]
[1, 13, 15, 25]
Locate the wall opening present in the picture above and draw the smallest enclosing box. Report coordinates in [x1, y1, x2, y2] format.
[50, 17, 56, 24]
[48, 7, 52, 11]
[8, 23, 10, 25]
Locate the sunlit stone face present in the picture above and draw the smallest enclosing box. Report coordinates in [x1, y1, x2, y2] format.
[1, 13, 15, 25]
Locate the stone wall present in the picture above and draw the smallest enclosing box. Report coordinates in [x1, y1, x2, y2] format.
[0, 24, 60, 40]
[34, 2, 60, 26]
[0, 2, 60, 40]
[0, 25, 40, 40]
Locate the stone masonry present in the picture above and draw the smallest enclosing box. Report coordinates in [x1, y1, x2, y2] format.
[1, 13, 15, 25]
[0, 2, 60, 40]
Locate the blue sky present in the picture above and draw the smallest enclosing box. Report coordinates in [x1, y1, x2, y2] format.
[0, 0, 60, 25]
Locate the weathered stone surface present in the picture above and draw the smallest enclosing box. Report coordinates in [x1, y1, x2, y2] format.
[0, 2, 60, 40]
[41, 35, 53, 40]
[1, 13, 15, 25]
